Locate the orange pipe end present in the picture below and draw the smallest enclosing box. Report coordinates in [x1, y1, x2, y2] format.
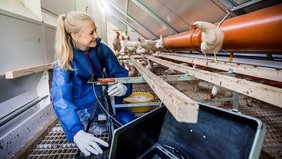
[163, 29, 201, 50]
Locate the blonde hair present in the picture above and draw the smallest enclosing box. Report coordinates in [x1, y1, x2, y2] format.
[55, 11, 94, 70]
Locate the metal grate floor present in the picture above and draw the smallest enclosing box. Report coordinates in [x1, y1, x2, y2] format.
[27, 124, 110, 159]
[239, 97, 282, 159]
[27, 83, 157, 158]
[27, 81, 282, 159]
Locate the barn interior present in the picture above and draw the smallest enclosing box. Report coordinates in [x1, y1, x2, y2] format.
[0, 0, 281, 159]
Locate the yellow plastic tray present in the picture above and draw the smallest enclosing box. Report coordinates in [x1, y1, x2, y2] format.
[123, 92, 154, 113]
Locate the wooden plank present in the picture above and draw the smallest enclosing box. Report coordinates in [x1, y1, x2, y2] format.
[5, 63, 53, 79]
[147, 56, 282, 108]
[130, 57, 199, 123]
[156, 54, 282, 82]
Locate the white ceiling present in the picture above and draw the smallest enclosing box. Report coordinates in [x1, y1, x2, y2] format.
[104, 0, 281, 39]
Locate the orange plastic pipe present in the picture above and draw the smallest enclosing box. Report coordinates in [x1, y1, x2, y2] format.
[163, 3, 282, 53]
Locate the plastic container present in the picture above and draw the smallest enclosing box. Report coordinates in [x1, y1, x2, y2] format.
[123, 92, 154, 113]
[89, 114, 108, 136]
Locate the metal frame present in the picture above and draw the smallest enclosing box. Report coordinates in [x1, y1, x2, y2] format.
[131, 0, 178, 34]
[95, 74, 197, 110]
[103, 0, 157, 38]
[230, 0, 264, 12]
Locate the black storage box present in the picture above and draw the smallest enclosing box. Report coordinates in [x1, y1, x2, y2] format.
[109, 104, 265, 159]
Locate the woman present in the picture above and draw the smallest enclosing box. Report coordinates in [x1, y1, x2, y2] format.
[50, 11, 135, 156]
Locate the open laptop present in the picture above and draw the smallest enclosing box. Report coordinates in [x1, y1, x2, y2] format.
[108, 104, 265, 159]
[108, 106, 167, 159]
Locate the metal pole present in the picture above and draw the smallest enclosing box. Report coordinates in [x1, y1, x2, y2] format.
[0, 95, 48, 127]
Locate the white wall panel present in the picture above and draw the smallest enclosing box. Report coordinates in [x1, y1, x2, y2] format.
[0, 14, 45, 74]
[43, 25, 56, 63]
[91, 0, 108, 42]
[41, 0, 76, 15]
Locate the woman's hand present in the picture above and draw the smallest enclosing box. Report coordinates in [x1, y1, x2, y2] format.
[107, 83, 127, 96]
[73, 130, 109, 156]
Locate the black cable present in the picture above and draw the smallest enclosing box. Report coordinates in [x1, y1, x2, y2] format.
[92, 83, 123, 127]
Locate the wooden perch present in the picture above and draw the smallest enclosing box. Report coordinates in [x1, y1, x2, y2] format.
[5, 63, 53, 79]
[155, 54, 282, 82]
[130, 56, 199, 123]
[147, 55, 282, 108]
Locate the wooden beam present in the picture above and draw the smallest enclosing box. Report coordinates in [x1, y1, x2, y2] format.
[130, 57, 199, 123]
[5, 63, 53, 79]
[147, 56, 282, 108]
[155, 54, 282, 82]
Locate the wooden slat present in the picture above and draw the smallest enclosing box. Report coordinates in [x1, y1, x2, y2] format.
[5, 63, 53, 79]
[156, 54, 282, 82]
[130, 57, 199, 123]
[147, 56, 282, 108]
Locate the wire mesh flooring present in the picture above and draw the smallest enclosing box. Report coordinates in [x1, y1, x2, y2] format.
[26, 82, 281, 159]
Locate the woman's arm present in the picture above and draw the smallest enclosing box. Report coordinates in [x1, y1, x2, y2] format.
[50, 65, 84, 142]
[99, 44, 132, 97]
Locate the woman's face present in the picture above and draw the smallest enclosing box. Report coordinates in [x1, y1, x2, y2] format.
[72, 20, 98, 51]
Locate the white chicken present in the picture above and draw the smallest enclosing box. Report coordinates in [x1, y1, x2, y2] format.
[155, 35, 164, 50]
[145, 59, 153, 71]
[139, 38, 157, 53]
[112, 32, 122, 57]
[136, 38, 159, 54]
[122, 36, 140, 55]
[192, 21, 224, 62]
[136, 46, 148, 54]
[211, 86, 233, 98]
[197, 81, 232, 98]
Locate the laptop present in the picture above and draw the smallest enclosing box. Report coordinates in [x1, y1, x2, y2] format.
[109, 106, 167, 159]
[109, 104, 264, 159]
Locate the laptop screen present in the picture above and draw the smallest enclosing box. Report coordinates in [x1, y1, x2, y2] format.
[109, 106, 167, 159]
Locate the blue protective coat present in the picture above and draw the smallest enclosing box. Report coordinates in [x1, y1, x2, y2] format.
[50, 38, 134, 142]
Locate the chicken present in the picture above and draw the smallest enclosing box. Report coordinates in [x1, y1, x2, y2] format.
[136, 46, 148, 54]
[145, 59, 153, 71]
[139, 58, 153, 71]
[112, 32, 122, 57]
[139, 38, 157, 53]
[126, 60, 138, 77]
[128, 66, 138, 77]
[122, 36, 140, 55]
[119, 35, 126, 56]
[155, 35, 164, 50]
[197, 81, 232, 98]
[136, 38, 158, 54]
[211, 86, 233, 98]
[192, 21, 224, 62]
